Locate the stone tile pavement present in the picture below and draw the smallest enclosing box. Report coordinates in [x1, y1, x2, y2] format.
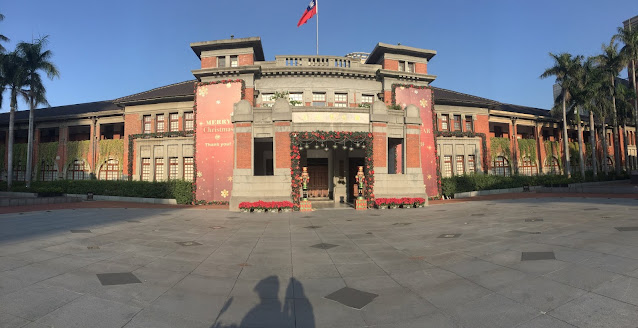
[1, 196, 638, 327]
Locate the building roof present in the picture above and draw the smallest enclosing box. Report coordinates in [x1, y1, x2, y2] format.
[115, 80, 196, 105]
[190, 37, 265, 61]
[366, 42, 437, 65]
[0, 81, 552, 125]
[0, 101, 121, 124]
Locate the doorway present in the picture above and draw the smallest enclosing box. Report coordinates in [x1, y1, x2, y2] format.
[307, 158, 329, 199]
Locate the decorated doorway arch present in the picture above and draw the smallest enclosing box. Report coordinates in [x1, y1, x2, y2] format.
[290, 131, 374, 211]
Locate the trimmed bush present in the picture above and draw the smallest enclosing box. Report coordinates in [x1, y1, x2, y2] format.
[441, 171, 630, 197]
[1, 180, 194, 204]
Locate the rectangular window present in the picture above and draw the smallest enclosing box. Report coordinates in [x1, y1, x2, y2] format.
[289, 92, 303, 106]
[398, 61, 405, 71]
[312, 92, 326, 107]
[156, 114, 165, 133]
[334, 93, 348, 107]
[607, 133, 612, 147]
[141, 158, 151, 181]
[230, 55, 238, 67]
[184, 112, 194, 131]
[217, 56, 226, 68]
[254, 138, 274, 176]
[169, 113, 179, 132]
[407, 62, 415, 73]
[455, 155, 464, 175]
[388, 138, 404, 174]
[361, 94, 374, 105]
[494, 126, 503, 138]
[184, 157, 194, 181]
[143, 115, 151, 134]
[169, 157, 178, 179]
[261, 93, 275, 107]
[441, 115, 449, 131]
[154, 158, 164, 181]
[454, 115, 462, 131]
[468, 155, 476, 173]
[443, 156, 452, 177]
[465, 116, 473, 132]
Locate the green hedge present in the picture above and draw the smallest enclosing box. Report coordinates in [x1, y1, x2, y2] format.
[441, 171, 629, 197]
[1, 180, 194, 204]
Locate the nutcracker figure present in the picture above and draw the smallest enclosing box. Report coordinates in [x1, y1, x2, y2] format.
[355, 166, 365, 200]
[301, 167, 310, 201]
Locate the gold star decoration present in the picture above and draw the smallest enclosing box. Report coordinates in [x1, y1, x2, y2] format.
[226, 83, 232, 88]
[420, 99, 428, 107]
[227, 176, 233, 182]
[427, 145, 432, 150]
[197, 171, 203, 177]
[427, 174, 432, 180]
[198, 87, 208, 97]
[221, 189, 229, 198]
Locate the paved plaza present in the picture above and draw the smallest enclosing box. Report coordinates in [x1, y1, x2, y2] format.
[1, 197, 638, 327]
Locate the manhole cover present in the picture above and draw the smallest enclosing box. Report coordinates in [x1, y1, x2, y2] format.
[324, 287, 378, 309]
[615, 227, 638, 232]
[96, 272, 142, 286]
[311, 243, 339, 250]
[521, 251, 555, 261]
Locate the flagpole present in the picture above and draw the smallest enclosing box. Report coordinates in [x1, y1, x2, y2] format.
[316, 0, 319, 55]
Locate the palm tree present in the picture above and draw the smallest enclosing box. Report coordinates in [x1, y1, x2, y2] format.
[614, 26, 638, 151]
[596, 41, 625, 174]
[578, 58, 610, 178]
[0, 13, 9, 53]
[569, 58, 589, 178]
[16, 36, 59, 188]
[615, 81, 636, 171]
[541, 53, 583, 178]
[1, 52, 27, 188]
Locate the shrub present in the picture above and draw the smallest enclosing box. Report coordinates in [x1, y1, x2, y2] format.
[1, 180, 193, 204]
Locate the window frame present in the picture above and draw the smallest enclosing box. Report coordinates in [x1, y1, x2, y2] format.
[99, 159, 120, 181]
[230, 55, 238, 67]
[455, 155, 464, 175]
[184, 157, 194, 181]
[441, 114, 449, 131]
[465, 116, 473, 132]
[156, 114, 165, 133]
[143, 115, 152, 134]
[169, 157, 179, 180]
[453, 115, 462, 132]
[154, 158, 164, 181]
[184, 112, 194, 131]
[289, 92, 303, 106]
[443, 155, 452, 177]
[169, 113, 179, 132]
[468, 155, 476, 173]
[141, 158, 151, 181]
[334, 93, 348, 107]
[217, 56, 226, 68]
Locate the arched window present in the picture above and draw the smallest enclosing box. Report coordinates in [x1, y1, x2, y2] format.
[98, 159, 120, 180]
[67, 160, 90, 180]
[546, 156, 560, 174]
[493, 156, 510, 177]
[40, 161, 57, 181]
[13, 160, 26, 182]
[520, 157, 537, 176]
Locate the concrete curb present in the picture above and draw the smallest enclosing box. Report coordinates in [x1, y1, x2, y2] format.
[0, 195, 82, 207]
[65, 194, 178, 205]
[454, 186, 541, 199]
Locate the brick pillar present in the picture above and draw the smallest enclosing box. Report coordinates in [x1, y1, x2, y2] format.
[235, 123, 252, 170]
[57, 126, 68, 179]
[405, 125, 420, 169]
[275, 122, 291, 170]
[244, 88, 255, 106]
[372, 123, 387, 172]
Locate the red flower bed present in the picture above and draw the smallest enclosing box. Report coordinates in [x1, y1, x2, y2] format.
[239, 201, 294, 211]
[375, 197, 426, 208]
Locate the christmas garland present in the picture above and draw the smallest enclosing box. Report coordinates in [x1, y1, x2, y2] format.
[290, 131, 374, 210]
[192, 79, 246, 204]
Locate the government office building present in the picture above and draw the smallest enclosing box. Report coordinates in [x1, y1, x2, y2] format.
[1, 36, 636, 210]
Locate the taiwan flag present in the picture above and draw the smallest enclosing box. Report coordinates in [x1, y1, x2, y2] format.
[297, 0, 317, 27]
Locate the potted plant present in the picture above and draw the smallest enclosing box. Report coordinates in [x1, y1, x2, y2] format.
[239, 202, 251, 213]
[281, 201, 294, 212]
[389, 198, 400, 209]
[375, 198, 388, 209]
[254, 201, 265, 213]
[402, 197, 413, 208]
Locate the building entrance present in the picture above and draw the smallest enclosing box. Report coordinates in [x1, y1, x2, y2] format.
[306, 158, 329, 199]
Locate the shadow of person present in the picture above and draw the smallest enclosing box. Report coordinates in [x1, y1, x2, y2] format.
[210, 276, 315, 328]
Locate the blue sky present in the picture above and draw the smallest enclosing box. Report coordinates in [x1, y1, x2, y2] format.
[1, 0, 637, 112]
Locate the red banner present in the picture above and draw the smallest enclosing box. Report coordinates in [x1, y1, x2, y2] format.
[194, 82, 242, 202]
[394, 86, 438, 197]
